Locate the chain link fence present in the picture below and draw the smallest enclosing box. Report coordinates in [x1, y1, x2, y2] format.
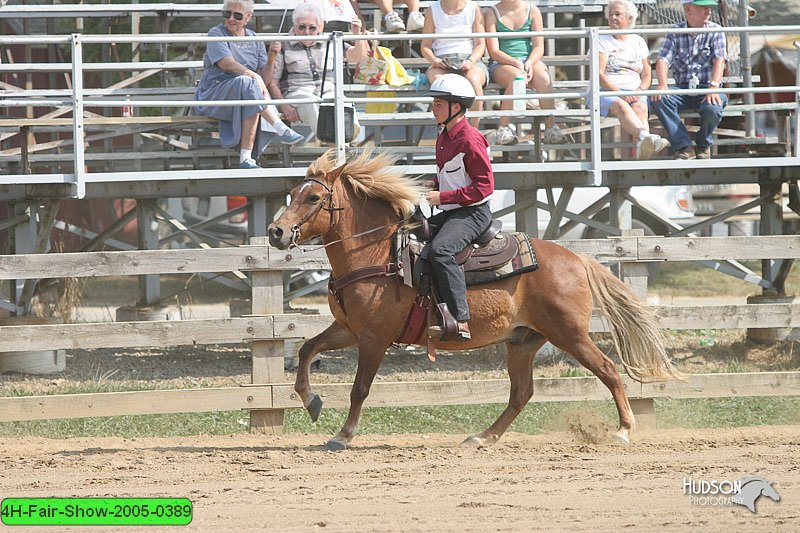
[643, 0, 748, 75]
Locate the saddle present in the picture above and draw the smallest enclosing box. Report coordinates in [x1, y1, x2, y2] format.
[326, 211, 538, 361]
[394, 213, 538, 358]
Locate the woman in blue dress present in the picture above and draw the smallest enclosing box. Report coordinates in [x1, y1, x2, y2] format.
[195, 0, 304, 169]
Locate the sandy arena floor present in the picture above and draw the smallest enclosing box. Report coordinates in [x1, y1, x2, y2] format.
[0, 425, 796, 532]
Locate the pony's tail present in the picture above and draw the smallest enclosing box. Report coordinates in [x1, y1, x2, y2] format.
[580, 255, 686, 383]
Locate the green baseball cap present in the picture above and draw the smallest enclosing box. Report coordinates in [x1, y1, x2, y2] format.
[682, 0, 719, 5]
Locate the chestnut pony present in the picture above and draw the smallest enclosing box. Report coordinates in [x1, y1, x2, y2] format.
[268, 150, 682, 451]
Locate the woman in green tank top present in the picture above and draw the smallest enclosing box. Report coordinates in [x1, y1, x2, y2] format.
[485, 0, 565, 146]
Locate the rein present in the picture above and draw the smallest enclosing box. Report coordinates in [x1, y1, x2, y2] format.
[288, 176, 416, 305]
[291, 176, 413, 250]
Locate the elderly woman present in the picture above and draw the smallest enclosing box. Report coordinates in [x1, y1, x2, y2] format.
[420, 0, 488, 127]
[267, 3, 367, 140]
[597, 0, 669, 160]
[485, 0, 564, 145]
[195, 0, 304, 170]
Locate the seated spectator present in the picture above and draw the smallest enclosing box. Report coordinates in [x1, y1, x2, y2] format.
[650, 0, 727, 160]
[267, 3, 368, 141]
[597, 0, 668, 159]
[421, 0, 488, 127]
[485, 0, 564, 145]
[194, 0, 304, 170]
[353, 0, 425, 33]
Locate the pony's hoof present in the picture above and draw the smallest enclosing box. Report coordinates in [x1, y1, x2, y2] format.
[461, 433, 498, 448]
[460, 435, 486, 448]
[613, 430, 631, 445]
[323, 439, 347, 452]
[307, 395, 323, 422]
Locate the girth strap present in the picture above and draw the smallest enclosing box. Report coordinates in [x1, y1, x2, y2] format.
[328, 263, 399, 293]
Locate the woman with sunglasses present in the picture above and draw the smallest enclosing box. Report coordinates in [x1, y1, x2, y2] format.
[195, 0, 304, 170]
[267, 3, 367, 142]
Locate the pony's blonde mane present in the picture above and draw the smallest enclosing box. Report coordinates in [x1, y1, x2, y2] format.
[307, 149, 425, 219]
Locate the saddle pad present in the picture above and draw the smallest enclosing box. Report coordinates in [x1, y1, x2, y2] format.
[465, 232, 539, 286]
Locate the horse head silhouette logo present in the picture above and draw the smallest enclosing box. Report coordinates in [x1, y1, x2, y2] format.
[730, 477, 781, 513]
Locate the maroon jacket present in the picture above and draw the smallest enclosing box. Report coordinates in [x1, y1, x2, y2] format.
[434, 118, 494, 210]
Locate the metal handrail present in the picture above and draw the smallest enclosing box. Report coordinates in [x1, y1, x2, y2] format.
[1, 25, 799, 195]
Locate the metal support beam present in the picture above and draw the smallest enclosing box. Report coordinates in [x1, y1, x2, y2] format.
[12, 202, 35, 307]
[136, 199, 161, 305]
[17, 201, 60, 314]
[543, 187, 574, 240]
[609, 187, 631, 231]
[760, 182, 784, 291]
[514, 189, 539, 237]
[249, 196, 268, 238]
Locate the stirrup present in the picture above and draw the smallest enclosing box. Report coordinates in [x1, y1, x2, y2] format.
[427, 323, 471, 342]
[426, 325, 444, 340]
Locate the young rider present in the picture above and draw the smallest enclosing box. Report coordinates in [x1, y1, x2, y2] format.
[424, 74, 495, 342]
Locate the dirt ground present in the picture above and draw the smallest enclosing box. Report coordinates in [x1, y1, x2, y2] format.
[0, 426, 797, 532]
[1, 297, 799, 531]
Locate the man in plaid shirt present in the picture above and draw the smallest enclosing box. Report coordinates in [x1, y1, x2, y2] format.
[650, 0, 727, 160]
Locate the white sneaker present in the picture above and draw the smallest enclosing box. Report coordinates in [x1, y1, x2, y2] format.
[384, 12, 405, 33]
[495, 126, 518, 146]
[636, 135, 656, 160]
[543, 124, 566, 144]
[406, 11, 425, 32]
[652, 135, 671, 154]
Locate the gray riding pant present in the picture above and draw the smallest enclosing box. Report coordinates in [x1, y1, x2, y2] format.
[425, 203, 492, 322]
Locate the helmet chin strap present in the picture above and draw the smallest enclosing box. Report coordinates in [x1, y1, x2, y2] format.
[439, 101, 465, 128]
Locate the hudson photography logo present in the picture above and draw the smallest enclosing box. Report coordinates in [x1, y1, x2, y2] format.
[683, 476, 781, 513]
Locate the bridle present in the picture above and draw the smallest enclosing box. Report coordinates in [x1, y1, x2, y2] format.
[288, 176, 343, 248]
[287, 173, 419, 311]
[288, 175, 412, 250]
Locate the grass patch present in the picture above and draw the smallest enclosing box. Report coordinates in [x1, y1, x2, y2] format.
[1, 397, 797, 439]
[650, 261, 800, 297]
[655, 397, 800, 428]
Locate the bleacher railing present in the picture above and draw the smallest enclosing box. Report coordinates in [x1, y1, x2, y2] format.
[1, 25, 799, 197]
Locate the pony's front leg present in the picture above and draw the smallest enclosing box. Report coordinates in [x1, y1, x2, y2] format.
[324, 335, 391, 451]
[295, 321, 357, 422]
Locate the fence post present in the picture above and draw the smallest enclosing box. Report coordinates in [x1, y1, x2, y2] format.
[249, 236, 285, 434]
[619, 228, 647, 300]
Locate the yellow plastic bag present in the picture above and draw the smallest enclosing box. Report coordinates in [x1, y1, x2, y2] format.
[379, 46, 414, 87]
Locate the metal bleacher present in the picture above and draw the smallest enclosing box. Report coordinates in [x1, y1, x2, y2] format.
[2, 1, 800, 312]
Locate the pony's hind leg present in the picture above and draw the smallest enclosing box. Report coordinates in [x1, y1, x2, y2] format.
[462, 337, 547, 448]
[558, 334, 635, 443]
[295, 321, 357, 422]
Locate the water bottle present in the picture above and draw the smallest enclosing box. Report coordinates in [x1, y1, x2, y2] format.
[122, 95, 132, 118]
[512, 75, 526, 112]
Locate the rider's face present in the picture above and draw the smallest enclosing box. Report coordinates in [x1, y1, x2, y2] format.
[432, 98, 459, 124]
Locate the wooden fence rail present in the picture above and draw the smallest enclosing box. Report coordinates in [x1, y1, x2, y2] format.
[1, 235, 799, 432]
[3, 235, 800, 281]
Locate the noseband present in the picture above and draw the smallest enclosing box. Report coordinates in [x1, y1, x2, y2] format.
[289, 177, 343, 247]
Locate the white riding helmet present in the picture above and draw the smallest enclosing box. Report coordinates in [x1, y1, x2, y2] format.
[426, 73, 476, 109]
